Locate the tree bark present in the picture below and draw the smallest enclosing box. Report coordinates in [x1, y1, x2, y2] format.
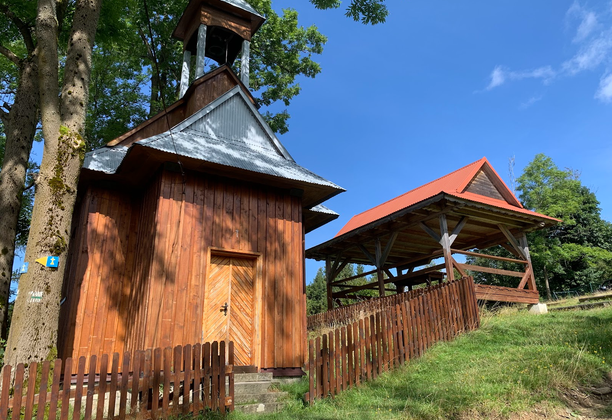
[0, 55, 40, 339]
[543, 265, 552, 301]
[4, 0, 102, 367]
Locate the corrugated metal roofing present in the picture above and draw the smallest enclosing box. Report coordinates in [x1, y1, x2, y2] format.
[83, 86, 342, 191]
[309, 204, 338, 216]
[83, 146, 129, 174]
[221, 0, 264, 18]
[335, 157, 559, 238]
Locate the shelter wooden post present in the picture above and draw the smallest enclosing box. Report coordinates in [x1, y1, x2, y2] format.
[498, 225, 537, 291]
[518, 232, 537, 290]
[439, 214, 454, 281]
[375, 238, 385, 296]
[326, 258, 333, 310]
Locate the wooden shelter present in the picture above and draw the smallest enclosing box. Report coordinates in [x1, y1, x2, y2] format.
[306, 158, 559, 308]
[57, 0, 343, 376]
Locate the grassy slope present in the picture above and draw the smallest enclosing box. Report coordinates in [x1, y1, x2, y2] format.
[226, 306, 612, 420]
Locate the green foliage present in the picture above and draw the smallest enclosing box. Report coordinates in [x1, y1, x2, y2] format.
[249, 1, 328, 134]
[306, 264, 379, 315]
[310, 0, 389, 25]
[470, 154, 612, 294]
[518, 155, 612, 293]
[306, 268, 327, 315]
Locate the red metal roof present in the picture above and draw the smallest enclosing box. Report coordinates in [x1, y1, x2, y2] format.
[335, 157, 559, 238]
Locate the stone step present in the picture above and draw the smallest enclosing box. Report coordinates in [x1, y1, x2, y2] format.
[234, 380, 278, 395]
[234, 372, 274, 383]
[235, 401, 285, 414]
[235, 391, 288, 404]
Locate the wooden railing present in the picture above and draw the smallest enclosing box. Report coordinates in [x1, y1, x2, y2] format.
[0, 341, 234, 420]
[306, 277, 479, 402]
[474, 284, 539, 304]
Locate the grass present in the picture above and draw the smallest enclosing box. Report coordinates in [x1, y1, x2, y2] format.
[216, 305, 612, 420]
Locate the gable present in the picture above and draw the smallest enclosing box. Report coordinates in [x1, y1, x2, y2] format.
[465, 170, 506, 201]
[172, 86, 293, 161]
[186, 92, 280, 156]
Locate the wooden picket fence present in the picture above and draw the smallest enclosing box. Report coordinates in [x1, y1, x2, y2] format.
[306, 276, 479, 402]
[307, 282, 445, 331]
[0, 341, 234, 420]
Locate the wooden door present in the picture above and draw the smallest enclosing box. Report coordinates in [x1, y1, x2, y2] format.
[203, 254, 256, 366]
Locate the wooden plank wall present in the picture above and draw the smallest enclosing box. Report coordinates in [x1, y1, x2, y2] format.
[60, 168, 305, 371]
[59, 184, 145, 364]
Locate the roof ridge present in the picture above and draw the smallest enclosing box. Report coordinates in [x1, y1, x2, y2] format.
[347, 158, 483, 220]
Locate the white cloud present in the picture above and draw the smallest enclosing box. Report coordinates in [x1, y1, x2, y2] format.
[520, 95, 544, 109]
[483, 2, 612, 102]
[486, 65, 555, 90]
[595, 73, 612, 102]
[487, 66, 506, 90]
[575, 11, 599, 42]
[567, 2, 600, 42]
[562, 29, 612, 74]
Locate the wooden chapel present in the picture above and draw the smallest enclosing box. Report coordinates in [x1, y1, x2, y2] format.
[57, 0, 344, 376]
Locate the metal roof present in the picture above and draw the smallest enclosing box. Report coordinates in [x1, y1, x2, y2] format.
[83, 86, 343, 191]
[334, 157, 558, 238]
[309, 204, 339, 216]
[220, 0, 264, 18]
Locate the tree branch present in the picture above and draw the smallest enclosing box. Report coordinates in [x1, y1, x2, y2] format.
[0, 4, 35, 54]
[0, 44, 20, 65]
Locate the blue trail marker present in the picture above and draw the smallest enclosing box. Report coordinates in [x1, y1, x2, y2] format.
[35, 256, 60, 268]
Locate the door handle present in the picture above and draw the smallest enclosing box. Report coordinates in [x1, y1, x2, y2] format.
[220, 302, 228, 316]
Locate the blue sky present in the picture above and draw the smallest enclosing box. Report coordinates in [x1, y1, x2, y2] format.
[268, 1, 612, 282]
[16, 1, 612, 285]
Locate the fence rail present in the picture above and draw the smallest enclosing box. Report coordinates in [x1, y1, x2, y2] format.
[0, 341, 234, 420]
[306, 277, 479, 402]
[308, 284, 447, 331]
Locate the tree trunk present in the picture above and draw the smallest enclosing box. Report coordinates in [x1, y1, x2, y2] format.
[0, 55, 39, 339]
[4, 0, 102, 367]
[543, 265, 552, 301]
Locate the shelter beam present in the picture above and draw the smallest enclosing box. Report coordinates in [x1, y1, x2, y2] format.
[449, 216, 468, 245]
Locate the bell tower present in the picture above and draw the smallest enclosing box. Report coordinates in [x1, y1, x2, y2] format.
[172, 0, 265, 98]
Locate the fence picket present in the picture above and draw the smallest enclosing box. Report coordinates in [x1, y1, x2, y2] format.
[84, 356, 96, 420]
[73, 357, 86, 419]
[353, 322, 360, 386]
[119, 352, 130, 419]
[37, 361, 51, 420]
[11, 363, 24, 420]
[23, 362, 37, 420]
[364, 317, 372, 381]
[211, 342, 219, 411]
[202, 343, 211, 409]
[219, 341, 226, 415]
[308, 339, 314, 404]
[130, 352, 141, 415]
[183, 344, 192, 414]
[173, 345, 183, 414]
